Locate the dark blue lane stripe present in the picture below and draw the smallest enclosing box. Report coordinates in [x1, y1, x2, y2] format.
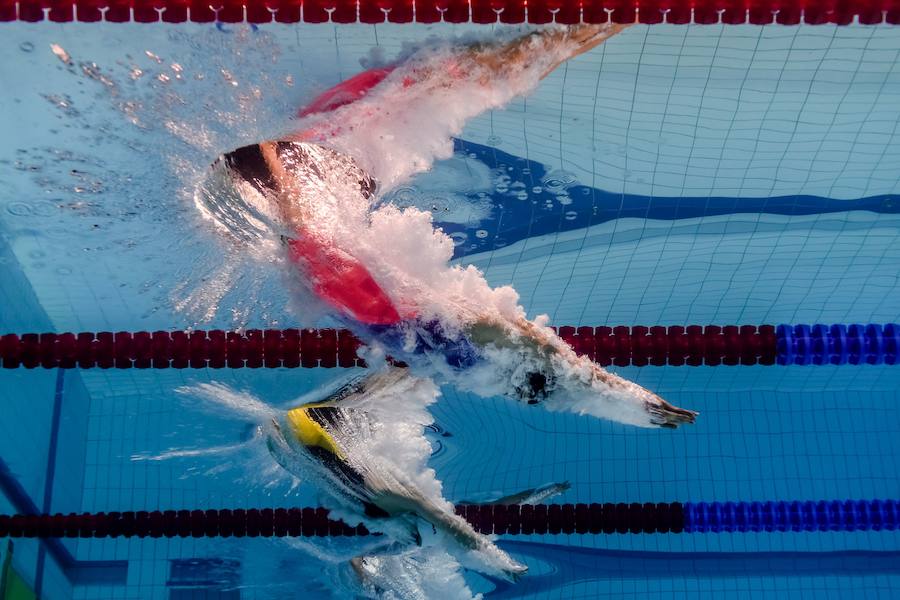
[492, 542, 900, 596]
[42, 370, 65, 516]
[34, 369, 65, 598]
[439, 139, 899, 259]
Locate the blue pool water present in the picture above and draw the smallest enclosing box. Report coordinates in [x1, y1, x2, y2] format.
[1, 22, 899, 599]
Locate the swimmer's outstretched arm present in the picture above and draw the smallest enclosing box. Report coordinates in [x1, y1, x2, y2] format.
[467, 315, 697, 428]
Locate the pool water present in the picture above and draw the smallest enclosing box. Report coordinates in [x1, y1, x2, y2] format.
[1, 22, 899, 599]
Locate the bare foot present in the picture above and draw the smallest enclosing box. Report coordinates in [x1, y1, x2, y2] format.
[563, 22, 633, 60]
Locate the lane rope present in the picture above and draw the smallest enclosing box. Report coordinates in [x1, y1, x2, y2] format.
[3, 0, 899, 25]
[2, 499, 897, 538]
[1, 324, 896, 369]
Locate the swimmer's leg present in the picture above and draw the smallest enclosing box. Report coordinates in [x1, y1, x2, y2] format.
[369, 487, 527, 581]
[460, 481, 571, 507]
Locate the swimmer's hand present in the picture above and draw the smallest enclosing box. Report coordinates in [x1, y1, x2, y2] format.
[645, 396, 698, 429]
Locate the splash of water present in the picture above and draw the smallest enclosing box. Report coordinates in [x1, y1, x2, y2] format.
[350, 546, 484, 600]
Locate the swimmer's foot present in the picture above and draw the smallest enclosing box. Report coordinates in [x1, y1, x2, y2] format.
[505, 562, 528, 582]
[566, 23, 632, 46]
[561, 23, 633, 58]
[645, 397, 698, 429]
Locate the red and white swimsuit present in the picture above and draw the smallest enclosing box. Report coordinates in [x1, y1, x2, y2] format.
[285, 56, 472, 326]
[286, 66, 403, 326]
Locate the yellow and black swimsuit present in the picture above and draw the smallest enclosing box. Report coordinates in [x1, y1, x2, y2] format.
[284, 403, 390, 519]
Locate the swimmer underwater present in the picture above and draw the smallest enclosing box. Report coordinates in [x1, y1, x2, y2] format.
[262, 366, 532, 583]
[209, 23, 698, 429]
[178, 370, 570, 594]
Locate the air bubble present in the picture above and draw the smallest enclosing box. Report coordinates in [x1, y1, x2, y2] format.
[19, 42, 34, 53]
[390, 187, 418, 205]
[449, 232, 468, 246]
[29, 202, 56, 217]
[7, 203, 33, 217]
[221, 69, 238, 86]
[542, 170, 577, 193]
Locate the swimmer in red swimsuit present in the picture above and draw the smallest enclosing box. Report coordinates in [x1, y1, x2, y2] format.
[217, 141, 402, 325]
[214, 24, 696, 429]
[221, 24, 629, 327]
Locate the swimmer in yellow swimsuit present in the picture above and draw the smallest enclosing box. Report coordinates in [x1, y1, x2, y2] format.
[265, 366, 529, 581]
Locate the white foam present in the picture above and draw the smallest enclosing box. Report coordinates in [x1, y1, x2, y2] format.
[177, 382, 281, 422]
[243, 142, 674, 425]
[351, 547, 483, 600]
[259, 29, 596, 331]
